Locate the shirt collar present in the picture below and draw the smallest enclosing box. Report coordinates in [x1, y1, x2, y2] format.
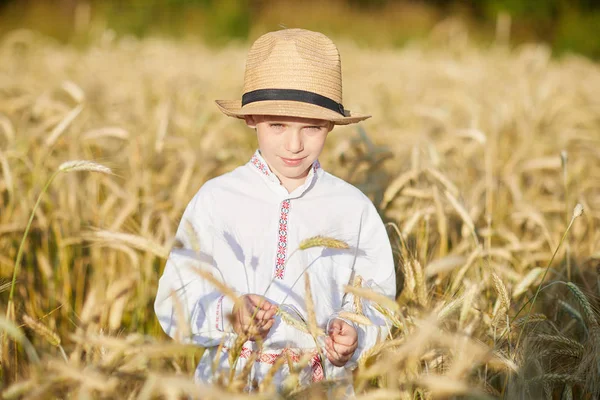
[248, 150, 322, 198]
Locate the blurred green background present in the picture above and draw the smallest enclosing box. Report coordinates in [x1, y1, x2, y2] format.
[1, 0, 599, 58]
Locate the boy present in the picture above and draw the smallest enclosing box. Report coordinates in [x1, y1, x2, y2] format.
[155, 28, 396, 392]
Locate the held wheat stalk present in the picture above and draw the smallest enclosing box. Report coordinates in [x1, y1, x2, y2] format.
[298, 236, 349, 250]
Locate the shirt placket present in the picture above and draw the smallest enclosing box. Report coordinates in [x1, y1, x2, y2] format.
[274, 199, 291, 279]
[248, 150, 320, 280]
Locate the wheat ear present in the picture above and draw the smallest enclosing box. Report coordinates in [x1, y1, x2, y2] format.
[491, 272, 510, 326]
[515, 203, 584, 349]
[344, 285, 399, 312]
[338, 311, 373, 326]
[352, 275, 365, 315]
[276, 308, 310, 334]
[298, 236, 349, 250]
[7, 160, 112, 319]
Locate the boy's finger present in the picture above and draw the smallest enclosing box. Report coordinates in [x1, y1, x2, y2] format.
[331, 342, 351, 356]
[245, 324, 260, 336]
[263, 318, 274, 330]
[254, 309, 267, 321]
[245, 295, 260, 309]
[325, 337, 335, 351]
[325, 346, 340, 361]
[330, 332, 355, 346]
[328, 338, 347, 356]
[265, 307, 277, 318]
[329, 319, 344, 331]
[258, 318, 274, 330]
[256, 308, 276, 321]
[325, 348, 337, 362]
[325, 348, 347, 366]
[248, 294, 272, 309]
[259, 319, 275, 336]
[260, 300, 274, 310]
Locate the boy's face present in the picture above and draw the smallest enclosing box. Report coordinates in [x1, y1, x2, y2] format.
[245, 115, 333, 184]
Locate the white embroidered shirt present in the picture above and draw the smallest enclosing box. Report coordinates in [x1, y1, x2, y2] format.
[154, 150, 396, 387]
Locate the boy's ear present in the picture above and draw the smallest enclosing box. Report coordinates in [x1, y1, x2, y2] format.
[244, 115, 258, 128]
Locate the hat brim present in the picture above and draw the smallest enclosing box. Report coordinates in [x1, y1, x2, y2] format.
[215, 99, 370, 125]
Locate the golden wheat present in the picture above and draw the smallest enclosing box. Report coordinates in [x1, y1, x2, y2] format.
[298, 236, 350, 250]
[2, 22, 600, 399]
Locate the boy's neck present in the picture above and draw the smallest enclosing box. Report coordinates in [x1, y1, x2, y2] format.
[269, 165, 311, 193]
[279, 172, 309, 193]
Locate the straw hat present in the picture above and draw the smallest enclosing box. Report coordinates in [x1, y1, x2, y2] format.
[215, 28, 370, 125]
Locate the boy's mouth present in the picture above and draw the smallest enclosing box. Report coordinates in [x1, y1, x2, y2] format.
[280, 156, 307, 167]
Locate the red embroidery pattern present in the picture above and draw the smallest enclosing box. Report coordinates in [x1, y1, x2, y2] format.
[275, 199, 290, 279]
[227, 346, 324, 383]
[313, 160, 321, 172]
[251, 154, 271, 177]
[215, 295, 224, 331]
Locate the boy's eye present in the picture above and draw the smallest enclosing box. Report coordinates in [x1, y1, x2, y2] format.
[306, 126, 323, 131]
[270, 123, 284, 128]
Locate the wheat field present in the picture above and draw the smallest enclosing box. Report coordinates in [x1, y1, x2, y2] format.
[1, 24, 600, 399]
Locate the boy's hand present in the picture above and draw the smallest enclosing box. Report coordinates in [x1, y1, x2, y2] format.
[325, 319, 358, 367]
[232, 294, 277, 341]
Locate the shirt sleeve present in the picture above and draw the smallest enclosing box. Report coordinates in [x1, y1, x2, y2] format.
[328, 200, 397, 369]
[154, 186, 236, 347]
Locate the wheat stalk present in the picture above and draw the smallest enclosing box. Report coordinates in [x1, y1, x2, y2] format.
[6, 160, 112, 319]
[436, 296, 464, 322]
[380, 169, 420, 209]
[192, 268, 239, 307]
[511, 313, 547, 327]
[558, 299, 586, 329]
[565, 282, 598, 327]
[412, 260, 428, 307]
[22, 315, 61, 347]
[401, 260, 416, 300]
[373, 302, 404, 331]
[512, 267, 544, 298]
[58, 160, 113, 175]
[515, 203, 584, 349]
[528, 373, 584, 385]
[303, 273, 320, 338]
[183, 219, 202, 253]
[82, 230, 170, 259]
[538, 347, 583, 359]
[491, 272, 510, 327]
[443, 189, 476, 241]
[298, 236, 349, 250]
[229, 351, 257, 392]
[426, 167, 460, 197]
[276, 307, 310, 334]
[302, 272, 327, 379]
[352, 275, 365, 315]
[45, 104, 84, 146]
[534, 334, 585, 351]
[1, 379, 37, 399]
[344, 285, 399, 312]
[338, 311, 373, 326]
[432, 185, 449, 257]
[259, 355, 288, 393]
[227, 334, 248, 373]
[0, 316, 39, 365]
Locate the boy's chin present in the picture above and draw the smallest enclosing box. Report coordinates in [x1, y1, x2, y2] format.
[277, 164, 312, 178]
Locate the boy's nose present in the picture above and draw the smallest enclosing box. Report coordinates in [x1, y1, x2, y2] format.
[284, 130, 304, 153]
